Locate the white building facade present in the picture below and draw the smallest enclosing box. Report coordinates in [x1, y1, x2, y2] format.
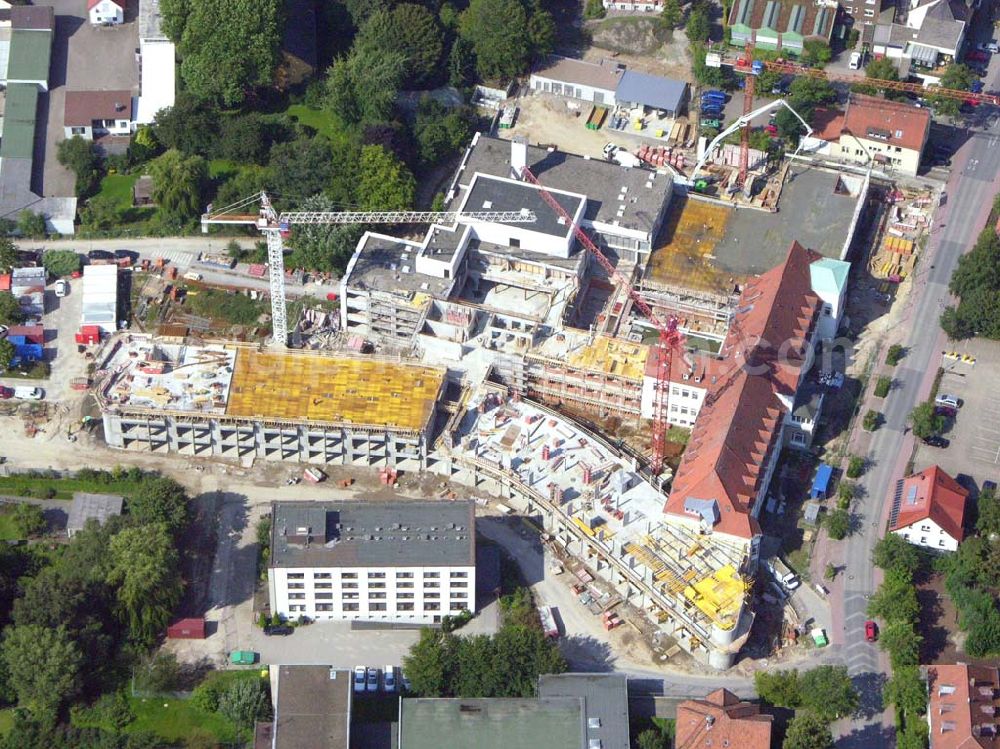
[89, 0, 124, 25]
[269, 501, 477, 624]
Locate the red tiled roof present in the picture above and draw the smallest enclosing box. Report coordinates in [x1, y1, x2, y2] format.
[664, 242, 821, 539]
[676, 688, 773, 749]
[0, 276, 10, 292]
[64, 91, 133, 127]
[890, 465, 968, 541]
[820, 95, 931, 153]
[926, 664, 1000, 749]
[88, 0, 126, 10]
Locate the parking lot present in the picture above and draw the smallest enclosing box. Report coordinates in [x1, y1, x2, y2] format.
[912, 339, 1000, 489]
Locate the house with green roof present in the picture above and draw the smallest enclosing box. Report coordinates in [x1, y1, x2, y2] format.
[810, 257, 851, 340]
[729, 0, 837, 52]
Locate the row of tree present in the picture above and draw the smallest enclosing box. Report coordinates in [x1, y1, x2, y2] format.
[754, 665, 859, 749]
[941, 221, 1000, 340]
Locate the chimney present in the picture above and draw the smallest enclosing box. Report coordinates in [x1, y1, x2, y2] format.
[511, 136, 528, 180]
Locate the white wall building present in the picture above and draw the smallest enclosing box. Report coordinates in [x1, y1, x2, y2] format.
[81, 264, 118, 333]
[269, 501, 477, 624]
[889, 465, 968, 553]
[88, 0, 125, 25]
[529, 56, 623, 106]
[64, 90, 133, 140]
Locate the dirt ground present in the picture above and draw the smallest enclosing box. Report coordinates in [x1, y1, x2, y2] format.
[917, 572, 975, 665]
[584, 17, 694, 83]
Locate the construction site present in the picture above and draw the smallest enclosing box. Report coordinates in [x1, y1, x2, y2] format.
[94, 336, 445, 468]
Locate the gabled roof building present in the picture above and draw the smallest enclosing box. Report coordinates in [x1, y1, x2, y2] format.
[925, 663, 1000, 748]
[889, 465, 968, 552]
[675, 688, 773, 749]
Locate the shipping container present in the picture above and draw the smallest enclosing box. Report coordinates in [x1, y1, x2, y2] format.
[167, 618, 206, 639]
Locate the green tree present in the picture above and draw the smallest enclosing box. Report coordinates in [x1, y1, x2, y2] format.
[860, 57, 900, 97]
[448, 37, 477, 88]
[152, 94, 220, 157]
[459, 0, 530, 82]
[216, 114, 275, 165]
[977, 485, 1000, 537]
[213, 165, 273, 210]
[159, 0, 191, 42]
[584, 0, 607, 19]
[636, 728, 669, 749]
[414, 98, 475, 166]
[949, 229, 1000, 298]
[16, 211, 46, 239]
[357, 6, 443, 89]
[660, 0, 682, 28]
[177, 0, 284, 106]
[685, 1, 711, 43]
[886, 344, 905, 365]
[218, 677, 272, 734]
[267, 136, 337, 207]
[12, 504, 45, 538]
[690, 43, 726, 87]
[868, 568, 920, 624]
[0, 236, 15, 273]
[41, 250, 80, 277]
[801, 40, 832, 67]
[1, 625, 82, 720]
[107, 524, 184, 646]
[356, 145, 416, 211]
[783, 711, 834, 749]
[799, 665, 858, 721]
[126, 476, 189, 536]
[148, 150, 208, 226]
[872, 533, 922, 576]
[880, 620, 922, 668]
[940, 305, 974, 339]
[80, 196, 125, 232]
[754, 669, 801, 707]
[0, 339, 14, 372]
[897, 720, 929, 749]
[528, 8, 557, 61]
[0, 293, 24, 325]
[403, 628, 450, 697]
[931, 64, 975, 117]
[825, 508, 851, 540]
[789, 76, 837, 106]
[57, 137, 102, 199]
[884, 665, 928, 715]
[909, 401, 945, 439]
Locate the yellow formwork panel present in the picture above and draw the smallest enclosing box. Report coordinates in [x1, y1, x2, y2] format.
[645, 198, 735, 294]
[682, 564, 746, 630]
[566, 335, 649, 381]
[226, 350, 444, 430]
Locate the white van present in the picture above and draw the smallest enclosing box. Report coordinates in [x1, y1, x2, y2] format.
[13, 387, 43, 400]
[849, 52, 862, 70]
[935, 393, 960, 409]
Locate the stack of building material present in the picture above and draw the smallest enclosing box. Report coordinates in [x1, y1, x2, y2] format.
[81, 265, 118, 333]
[871, 236, 915, 281]
[11, 267, 46, 318]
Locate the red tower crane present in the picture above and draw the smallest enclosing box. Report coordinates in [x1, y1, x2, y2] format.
[518, 166, 686, 474]
[738, 41, 757, 188]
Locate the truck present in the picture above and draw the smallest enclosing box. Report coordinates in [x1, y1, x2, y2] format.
[538, 606, 559, 639]
[603, 143, 641, 168]
[303, 467, 327, 484]
[766, 557, 800, 591]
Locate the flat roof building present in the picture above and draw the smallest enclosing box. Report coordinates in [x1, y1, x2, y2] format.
[537, 674, 630, 749]
[269, 500, 476, 623]
[255, 666, 352, 749]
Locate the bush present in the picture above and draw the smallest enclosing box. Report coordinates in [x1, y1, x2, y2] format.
[825, 508, 851, 540]
[863, 409, 881, 432]
[846, 456, 865, 478]
[583, 0, 606, 19]
[910, 401, 945, 440]
[825, 563, 836, 581]
[886, 344, 905, 366]
[42, 250, 81, 277]
[191, 680, 224, 714]
[874, 376, 892, 398]
[837, 482, 855, 510]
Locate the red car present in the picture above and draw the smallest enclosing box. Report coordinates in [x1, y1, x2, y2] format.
[765, 124, 779, 135]
[967, 50, 989, 62]
[0, 387, 12, 400]
[865, 620, 878, 642]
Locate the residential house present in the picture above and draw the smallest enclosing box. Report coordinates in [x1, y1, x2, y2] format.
[811, 95, 932, 177]
[254, 666, 351, 749]
[925, 663, 1000, 748]
[663, 242, 826, 558]
[89, 0, 125, 26]
[872, 0, 967, 80]
[268, 501, 476, 624]
[602, 0, 664, 11]
[529, 56, 624, 107]
[729, 0, 838, 53]
[675, 688, 774, 749]
[889, 465, 968, 552]
[64, 90, 134, 140]
[66, 492, 124, 538]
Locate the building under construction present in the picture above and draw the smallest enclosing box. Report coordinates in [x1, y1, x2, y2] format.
[95, 335, 445, 468]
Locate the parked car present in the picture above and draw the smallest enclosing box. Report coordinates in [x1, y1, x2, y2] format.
[702, 118, 721, 129]
[765, 123, 779, 135]
[54, 279, 69, 297]
[401, 669, 412, 693]
[988, 41, 1000, 54]
[983, 480, 997, 494]
[935, 393, 961, 409]
[922, 435, 950, 448]
[114, 249, 138, 262]
[849, 51, 862, 69]
[87, 249, 114, 262]
[0, 387, 12, 399]
[967, 50, 989, 62]
[354, 666, 367, 693]
[971, 80, 985, 93]
[13, 387, 43, 400]
[366, 667, 379, 692]
[263, 625, 294, 636]
[383, 665, 397, 692]
[701, 106, 723, 117]
[865, 620, 878, 642]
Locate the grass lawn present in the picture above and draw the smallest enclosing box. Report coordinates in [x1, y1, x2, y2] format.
[0, 475, 147, 500]
[284, 104, 339, 140]
[126, 696, 239, 745]
[0, 510, 21, 541]
[96, 173, 140, 209]
[0, 708, 14, 737]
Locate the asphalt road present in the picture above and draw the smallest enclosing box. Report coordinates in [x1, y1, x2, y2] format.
[836, 121, 1000, 746]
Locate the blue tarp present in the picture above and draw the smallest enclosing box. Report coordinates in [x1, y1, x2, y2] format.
[811, 463, 833, 498]
[10, 342, 42, 367]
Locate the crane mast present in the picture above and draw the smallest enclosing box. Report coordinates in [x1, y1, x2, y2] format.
[200, 192, 536, 347]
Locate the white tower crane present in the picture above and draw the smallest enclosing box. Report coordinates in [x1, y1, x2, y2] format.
[200, 192, 537, 347]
